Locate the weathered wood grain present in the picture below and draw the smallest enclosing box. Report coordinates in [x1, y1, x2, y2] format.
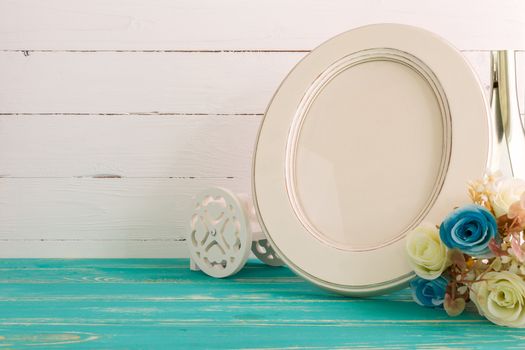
[0, 0, 523, 260]
[0, 50, 511, 115]
[0, 178, 249, 257]
[0, 115, 260, 178]
[0, 0, 523, 50]
[0, 51, 299, 114]
[0, 51, 497, 115]
[0, 51, 498, 178]
[1, 50, 523, 258]
[0, 240, 189, 258]
[0, 259, 521, 349]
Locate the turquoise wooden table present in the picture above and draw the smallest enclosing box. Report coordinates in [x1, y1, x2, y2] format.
[0, 259, 523, 349]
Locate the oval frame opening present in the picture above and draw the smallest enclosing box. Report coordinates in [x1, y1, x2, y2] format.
[284, 48, 452, 252]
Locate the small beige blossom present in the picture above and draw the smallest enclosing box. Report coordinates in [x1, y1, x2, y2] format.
[491, 179, 525, 218]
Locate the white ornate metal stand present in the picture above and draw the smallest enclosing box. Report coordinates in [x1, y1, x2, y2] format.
[187, 187, 283, 278]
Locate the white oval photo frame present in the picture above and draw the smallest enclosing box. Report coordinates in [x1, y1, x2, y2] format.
[252, 24, 492, 295]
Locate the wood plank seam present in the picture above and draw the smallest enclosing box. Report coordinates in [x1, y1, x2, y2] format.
[0, 113, 263, 116]
[1, 49, 523, 53]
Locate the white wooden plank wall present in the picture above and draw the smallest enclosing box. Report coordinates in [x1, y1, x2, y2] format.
[0, 0, 524, 257]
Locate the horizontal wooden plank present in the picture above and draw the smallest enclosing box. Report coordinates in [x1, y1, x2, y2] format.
[0, 0, 523, 50]
[0, 51, 495, 114]
[0, 259, 307, 286]
[0, 177, 250, 243]
[1, 259, 522, 349]
[0, 51, 512, 259]
[0, 321, 509, 349]
[0, 51, 300, 114]
[0, 240, 189, 258]
[0, 115, 260, 178]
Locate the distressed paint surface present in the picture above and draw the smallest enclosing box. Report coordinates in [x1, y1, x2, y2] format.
[0, 0, 524, 50]
[0, 259, 523, 349]
[0, 0, 524, 258]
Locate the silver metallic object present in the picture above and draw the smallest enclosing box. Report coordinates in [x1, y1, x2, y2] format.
[492, 51, 525, 179]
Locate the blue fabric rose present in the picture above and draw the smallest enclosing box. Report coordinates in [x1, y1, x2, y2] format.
[439, 204, 497, 257]
[410, 276, 448, 308]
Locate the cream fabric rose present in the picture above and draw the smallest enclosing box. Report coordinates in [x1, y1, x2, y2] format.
[491, 178, 525, 218]
[470, 271, 525, 327]
[406, 225, 448, 280]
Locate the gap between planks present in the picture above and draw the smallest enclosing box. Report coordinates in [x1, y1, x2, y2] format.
[0, 113, 263, 116]
[0, 238, 185, 242]
[2, 49, 523, 53]
[0, 176, 235, 179]
[2, 50, 311, 54]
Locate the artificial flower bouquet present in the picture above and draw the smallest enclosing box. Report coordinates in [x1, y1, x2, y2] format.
[406, 174, 525, 327]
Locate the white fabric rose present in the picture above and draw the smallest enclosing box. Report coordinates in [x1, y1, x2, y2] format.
[470, 271, 525, 328]
[491, 178, 525, 218]
[406, 225, 448, 280]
